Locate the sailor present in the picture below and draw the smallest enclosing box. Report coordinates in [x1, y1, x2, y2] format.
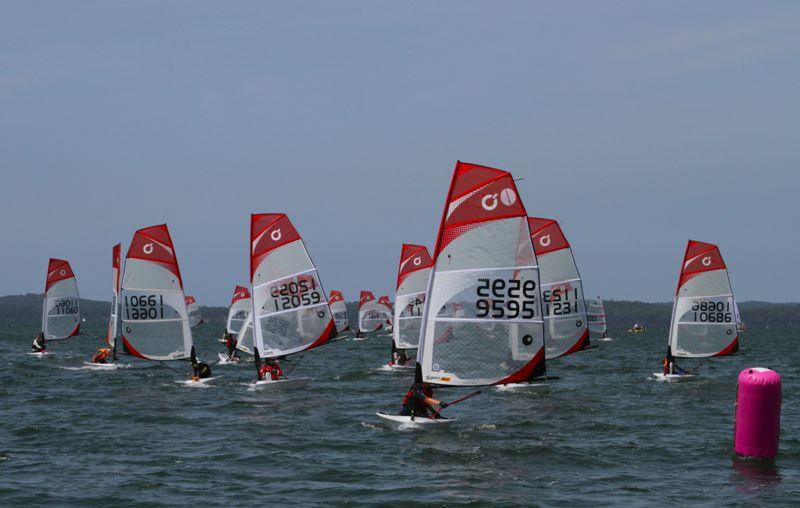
[258, 357, 283, 381]
[31, 332, 46, 353]
[662, 346, 686, 375]
[399, 382, 447, 419]
[92, 348, 111, 364]
[356, 330, 365, 339]
[392, 348, 409, 366]
[224, 332, 239, 361]
[191, 359, 213, 380]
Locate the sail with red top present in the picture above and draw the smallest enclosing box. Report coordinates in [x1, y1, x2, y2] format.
[416, 161, 545, 386]
[227, 286, 251, 335]
[587, 297, 607, 338]
[393, 244, 433, 349]
[106, 244, 123, 348]
[329, 290, 349, 332]
[377, 296, 393, 327]
[668, 240, 739, 357]
[358, 290, 382, 333]
[42, 258, 81, 340]
[120, 224, 193, 360]
[250, 213, 336, 358]
[528, 217, 589, 358]
[185, 296, 203, 328]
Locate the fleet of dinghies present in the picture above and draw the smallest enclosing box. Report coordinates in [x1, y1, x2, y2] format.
[31, 160, 747, 425]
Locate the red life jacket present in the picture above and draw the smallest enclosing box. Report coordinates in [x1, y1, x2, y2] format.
[259, 363, 283, 381]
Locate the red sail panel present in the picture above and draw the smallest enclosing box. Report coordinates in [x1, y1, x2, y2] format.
[396, 244, 434, 290]
[359, 290, 375, 310]
[126, 224, 184, 288]
[435, 161, 528, 258]
[45, 258, 75, 293]
[329, 290, 344, 304]
[677, 239, 727, 293]
[528, 217, 570, 256]
[231, 285, 251, 305]
[250, 213, 301, 281]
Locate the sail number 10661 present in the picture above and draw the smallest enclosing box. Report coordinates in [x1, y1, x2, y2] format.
[475, 278, 537, 319]
[124, 295, 165, 320]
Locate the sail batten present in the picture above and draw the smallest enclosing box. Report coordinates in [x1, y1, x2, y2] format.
[250, 213, 336, 358]
[120, 224, 193, 361]
[668, 239, 739, 358]
[417, 161, 546, 387]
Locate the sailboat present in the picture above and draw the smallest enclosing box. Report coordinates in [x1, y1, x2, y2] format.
[226, 286, 251, 336]
[653, 239, 740, 381]
[185, 296, 203, 327]
[587, 297, 610, 340]
[357, 290, 382, 336]
[377, 296, 393, 331]
[387, 244, 433, 370]
[329, 290, 350, 332]
[528, 217, 590, 358]
[249, 213, 338, 391]
[120, 224, 211, 383]
[378, 161, 545, 425]
[83, 244, 128, 369]
[34, 258, 81, 356]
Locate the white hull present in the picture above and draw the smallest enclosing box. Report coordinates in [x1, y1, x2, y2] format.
[376, 412, 455, 428]
[176, 376, 222, 387]
[217, 352, 242, 365]
[247, 377, 311, 391]
[81, 362, 130, 370]
[27, 351, 53, 357]
[651, 372, 696, 382]
[494, 382, 549, 391]
[377, 363, 414, 372]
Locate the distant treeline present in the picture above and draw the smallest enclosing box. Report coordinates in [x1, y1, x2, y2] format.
[2, 294, 798, 330]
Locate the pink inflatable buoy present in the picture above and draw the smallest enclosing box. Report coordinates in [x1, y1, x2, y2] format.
[734, 368, 781, 459]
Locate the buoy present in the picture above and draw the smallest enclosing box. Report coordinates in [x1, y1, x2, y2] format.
[734, 368, 781, 459]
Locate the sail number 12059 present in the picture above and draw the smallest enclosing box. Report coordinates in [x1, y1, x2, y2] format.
[475, 278, 537, 319]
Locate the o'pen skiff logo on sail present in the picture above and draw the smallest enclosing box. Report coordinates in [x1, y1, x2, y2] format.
[143, 243, 154, 255]
[413, 256, 422, 266]
[59, 269, 66, 276]
[270, 229, 282, 242]
[481, 188, 517, 211]
[702, 256, 712, 267]
[539, 234, 551, 247]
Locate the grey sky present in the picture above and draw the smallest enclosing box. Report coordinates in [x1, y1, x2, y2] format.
[1, 1, 798, 305]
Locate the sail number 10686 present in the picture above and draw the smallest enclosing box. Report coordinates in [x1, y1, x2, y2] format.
[475, 278, 537, 319]
[690, 300, 732, 323]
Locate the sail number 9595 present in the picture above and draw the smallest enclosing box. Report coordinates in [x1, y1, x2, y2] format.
[475, 278, 537, 319]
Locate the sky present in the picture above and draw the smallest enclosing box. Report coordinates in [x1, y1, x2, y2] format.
[1, 1, 798, 305]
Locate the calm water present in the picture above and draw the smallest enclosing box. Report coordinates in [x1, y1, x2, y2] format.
[0, 323, 797, 506]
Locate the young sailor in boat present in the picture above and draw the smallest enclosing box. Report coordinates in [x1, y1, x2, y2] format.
[399, 382, 448, 419]
[191, 359, 213, 380]
[31, 332, 46, 353]
[91, 348, 111, 364]
[258, 357, 284, 382]
[388, 343, 409, 367]
[224, 332, 239, 362]
[662, 346, 687, 375]
[355, 330, 365, 339]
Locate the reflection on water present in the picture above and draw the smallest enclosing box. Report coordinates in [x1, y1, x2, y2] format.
[731, 455, 782, 495]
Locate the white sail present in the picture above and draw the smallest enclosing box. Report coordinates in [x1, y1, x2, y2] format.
[417, 162, 546, 387]
[528, 217, 590, 359]
[329, 290, 349, 332]
[235, 310, 255, 354]
[226, 286, 251, 335]
[668, 240, 739, 358]
[377, 296, 393, 328]
[250, 214, 337, 358]
[358, 291, 382, 333]
[42, 258, 81, 341]
[185, 296, 203, 328]
[392, 244, 433, 349]
[106, 244, 122, 349]
[587, 297, 607, 336]
[120, 224, 193, 361]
